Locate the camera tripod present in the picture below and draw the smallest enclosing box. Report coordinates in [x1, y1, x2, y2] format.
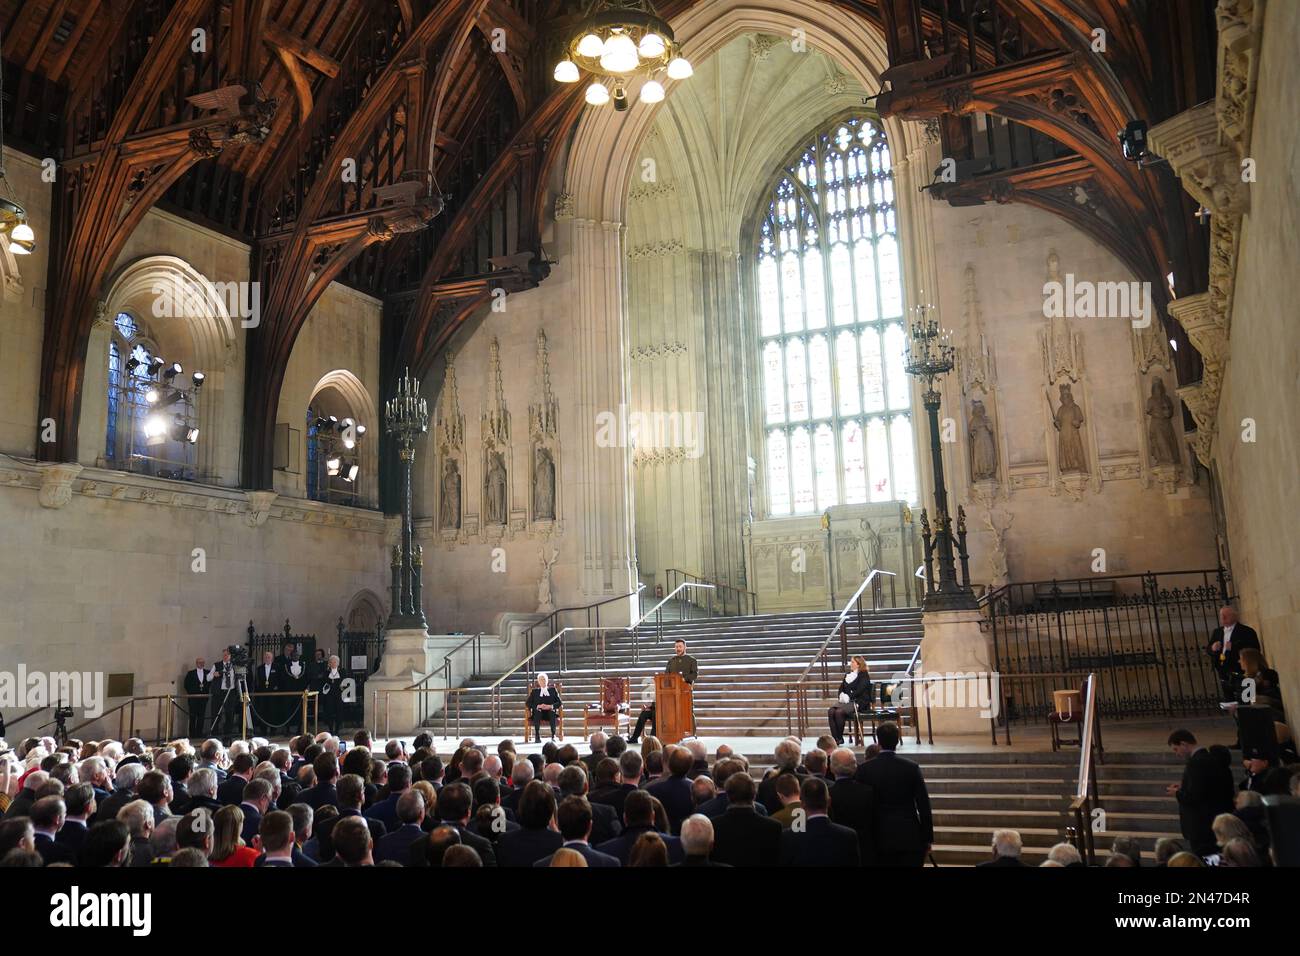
[206, 673, 250, 742]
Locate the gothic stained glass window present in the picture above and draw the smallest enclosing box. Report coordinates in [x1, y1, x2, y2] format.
[105, 312, 158, 470]
[306, 407, 321, 502]
[755, 116, 916, 516]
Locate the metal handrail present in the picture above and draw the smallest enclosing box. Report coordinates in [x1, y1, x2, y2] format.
[1069, 672, 1101, 864]
[518, 585, 645, 657]
[664, 568, 757, 616]
[476, 582, 717, 732]
[794, 569, 896, 686]
[443, 631, 484, 686]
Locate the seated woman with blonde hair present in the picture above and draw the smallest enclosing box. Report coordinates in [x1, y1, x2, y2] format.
[549, 847, 588, 867]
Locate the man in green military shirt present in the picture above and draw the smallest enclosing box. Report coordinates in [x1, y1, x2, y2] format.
[630, 640, 698, 743]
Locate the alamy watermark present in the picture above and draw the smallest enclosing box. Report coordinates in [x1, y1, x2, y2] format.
[1043, 273, 1152, 328]
[894, 669, 1001, 719]
[595, 404, 704, 459]
[0, 667, 104, 718]
[150, 275, 261, 328]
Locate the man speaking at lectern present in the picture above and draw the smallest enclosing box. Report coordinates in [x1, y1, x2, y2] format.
[629, 640, 697, 743]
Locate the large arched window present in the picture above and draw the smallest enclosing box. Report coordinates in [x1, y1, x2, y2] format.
[755, 115, 917, 516]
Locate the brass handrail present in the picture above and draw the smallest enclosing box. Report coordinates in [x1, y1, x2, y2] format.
[374, 686, 471, 740]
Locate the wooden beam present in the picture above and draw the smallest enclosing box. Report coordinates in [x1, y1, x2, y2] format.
[46, 0, 101, 83]
[264, 19, 341, 78]
[274, 43, 313, 119]
[24, 0, 71, 73]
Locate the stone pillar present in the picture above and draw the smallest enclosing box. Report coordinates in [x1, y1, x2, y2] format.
[570, 218, 637, 609]
[916, 608, 998, 736]
[691, 248, 752, 592]
[365, 627, 435, 735]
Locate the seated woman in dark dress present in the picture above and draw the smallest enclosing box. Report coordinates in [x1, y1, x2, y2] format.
[827, 655, 873, 746]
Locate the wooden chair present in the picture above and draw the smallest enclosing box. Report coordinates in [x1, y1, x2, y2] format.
[522, 680, 564, 741]
[1048, 682, 1087, 752]
[862, 680, 904, 742]
[583, 676, 632, 738]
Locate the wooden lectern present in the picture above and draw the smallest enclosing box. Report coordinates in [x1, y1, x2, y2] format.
[654, 673, 693, 743]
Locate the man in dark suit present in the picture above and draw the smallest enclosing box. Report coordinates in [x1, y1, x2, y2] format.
[591, 752, 640, 821]
[646, 747, 695, 834]
[596, 789, 685, 864]
[557, 765, 621, 844]
[32, 796, 76, 865]
[710, 771, 783, 866]
[252, 651, 280, 733]
[1206, 606, 1261, 702]
[315, 774, 386, 862]
[298, 753, 341, 811]
[757, 740, 805, 813]
[496, 781, 563, 867]
[534, 796, 620, 867]
[853, 722, 932, 866]
[526, 674, 562, 743]
[182, 658, 210, 738]
[366, 762, 412, 833]
[374, 790, 427, 865]
[239, 778, 273, 846]
[828, 748, 875, 864]
[582, 733, 608, 778]
[422, 782, 496, 865]
[217, 753, 255, 806]
[697, 759, 771, 818]
[673, 813, 730, 866]
[1167, 728, 1235, 856]
[976, 829, 1029, 866]
[5, 771, 47, 820]
[779, 777, 860, 866]
[253, 810, 300, 866]
[56, 783, 96, 858]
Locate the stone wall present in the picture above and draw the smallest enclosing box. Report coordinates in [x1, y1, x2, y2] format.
[1211, 0, 1300, 713]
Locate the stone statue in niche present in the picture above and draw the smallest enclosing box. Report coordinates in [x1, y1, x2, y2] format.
[857, 518, 882, 578]
[1051, 383, 1089, 474]
[533, 446, 556, 520]
[439, 460, 462, 530]
[485, 452, 508, 525]
[1145, 378, 1180, 465]
[537, 546, 559, 613]
[968, 399, 998, 481]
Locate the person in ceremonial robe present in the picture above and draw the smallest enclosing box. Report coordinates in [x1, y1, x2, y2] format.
[526, 673, 562, 743]
[827, 656, 873, 746]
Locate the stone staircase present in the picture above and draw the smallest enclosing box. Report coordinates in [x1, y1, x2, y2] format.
[426, 605, 924, 738]
[737, 748, 1185, 865]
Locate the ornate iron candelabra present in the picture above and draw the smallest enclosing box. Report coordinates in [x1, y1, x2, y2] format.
[385, 368, 430, 629]
[904, 303, 977, 611]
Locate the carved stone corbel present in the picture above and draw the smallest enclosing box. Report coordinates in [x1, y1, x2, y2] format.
[244, 490, 277, 527]
[37, 463, 83, 509]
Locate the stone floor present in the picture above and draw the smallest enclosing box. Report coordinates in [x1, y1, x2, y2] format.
[377, 714, 1236, 760]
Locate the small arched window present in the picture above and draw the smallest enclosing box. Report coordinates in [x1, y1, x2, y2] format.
[754, 116, 917, 516]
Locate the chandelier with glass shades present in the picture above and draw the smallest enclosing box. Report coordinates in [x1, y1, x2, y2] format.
[554, 0, 693, 110]
[0, 31, 37, 256]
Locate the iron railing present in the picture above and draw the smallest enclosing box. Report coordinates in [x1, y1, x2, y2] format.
[986, 568, 1228, 723]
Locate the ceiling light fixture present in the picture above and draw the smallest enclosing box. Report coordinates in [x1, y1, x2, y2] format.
[0, 33, 37, 256]
[555, 1, 691, 110]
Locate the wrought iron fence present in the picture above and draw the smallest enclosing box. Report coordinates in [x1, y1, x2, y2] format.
[986, 568, 1228, 723]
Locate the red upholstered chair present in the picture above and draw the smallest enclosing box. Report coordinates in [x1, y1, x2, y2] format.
[583, 676, 631, 738]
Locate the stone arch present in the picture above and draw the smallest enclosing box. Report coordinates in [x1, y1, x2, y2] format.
[80, 255, 241, 478]
[563, 0, 917, 226]
[344, 588, 386, 633]
[306, 369, 381, 509]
